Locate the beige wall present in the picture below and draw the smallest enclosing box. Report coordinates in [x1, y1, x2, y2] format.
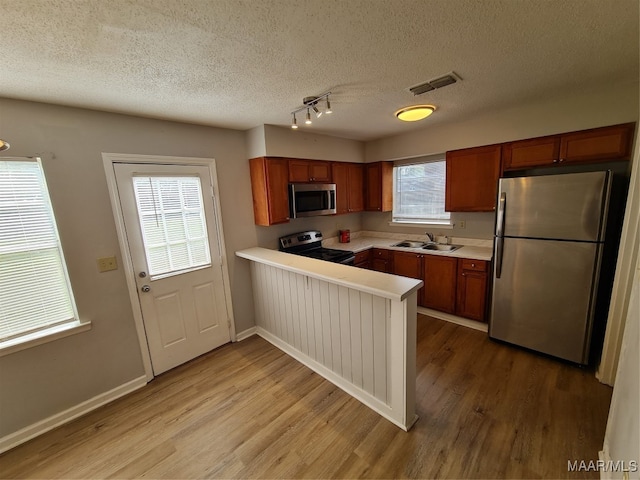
[365, 80, 639, 162]
[0, 98, 257, 437]
[263, 125, 364, 162]
[362, 80, 639, 239]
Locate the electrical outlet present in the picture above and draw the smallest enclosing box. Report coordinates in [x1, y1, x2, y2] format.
[97, 256, 118, 273]
[458, 220, 466, 229]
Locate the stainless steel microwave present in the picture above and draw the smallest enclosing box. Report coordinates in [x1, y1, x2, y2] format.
[289, 183, 337, 218]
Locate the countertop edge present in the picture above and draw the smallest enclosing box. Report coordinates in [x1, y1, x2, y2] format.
[326, 236, 493, 261]
[236, 247, 423, 302]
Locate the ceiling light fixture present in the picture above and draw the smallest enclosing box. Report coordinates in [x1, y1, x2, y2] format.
[395, 104, 436, 122]
[290, 92, 332, 129]
[0, 139, 10, 151]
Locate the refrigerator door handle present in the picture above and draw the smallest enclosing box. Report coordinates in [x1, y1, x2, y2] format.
[495, 236, 504, 279]
[495, 192, 506, 278]
[496, 192, 506, 237]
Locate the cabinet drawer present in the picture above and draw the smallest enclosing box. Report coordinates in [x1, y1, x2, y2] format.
[460, 259, 487, 272]
[372, 248, 391, 260]
[354, 250, 371, 264]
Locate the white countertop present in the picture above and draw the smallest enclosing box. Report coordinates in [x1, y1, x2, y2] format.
[236, 247, 423, 302]
[324, 232, 493, 262]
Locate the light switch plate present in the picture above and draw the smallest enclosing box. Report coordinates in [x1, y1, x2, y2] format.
[97, 256, 118, 273]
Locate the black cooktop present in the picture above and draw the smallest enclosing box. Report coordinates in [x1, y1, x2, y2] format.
[279, 230, 354, 264]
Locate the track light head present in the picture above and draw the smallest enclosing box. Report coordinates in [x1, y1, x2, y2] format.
[325, 98, 332, 114]
[312, 104, 322, 118]
[305, 109, 312, 124]
[291, 113, 298, 129]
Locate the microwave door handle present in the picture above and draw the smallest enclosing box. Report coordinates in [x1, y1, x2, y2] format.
[288, 184, 297, 219]
[326, 189, 334, 209]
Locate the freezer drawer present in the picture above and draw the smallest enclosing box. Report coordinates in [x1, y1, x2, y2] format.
[489, 237, 602, 364]
[498, 171, 610, 242]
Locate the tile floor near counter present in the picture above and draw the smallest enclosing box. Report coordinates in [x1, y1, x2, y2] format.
[0, 315, 611, 479]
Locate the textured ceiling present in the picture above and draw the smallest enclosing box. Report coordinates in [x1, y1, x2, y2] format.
[1, 0, 638, 141]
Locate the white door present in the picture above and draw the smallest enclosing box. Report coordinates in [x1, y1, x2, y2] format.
[114, 163, 231, 375]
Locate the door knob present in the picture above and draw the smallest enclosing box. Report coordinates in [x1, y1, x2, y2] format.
[141, 285, 151, 293]
[139, 271, 147, 278]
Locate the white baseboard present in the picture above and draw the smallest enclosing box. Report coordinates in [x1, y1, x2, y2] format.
[0, 375, 147, 454]
[235, 326, 257, 341]
[418, 307, 489, 333]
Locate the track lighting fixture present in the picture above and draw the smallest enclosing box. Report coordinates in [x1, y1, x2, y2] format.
[289, 92, 333, 129]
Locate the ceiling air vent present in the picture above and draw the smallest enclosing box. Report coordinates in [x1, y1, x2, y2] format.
[409, 72, 461, 96]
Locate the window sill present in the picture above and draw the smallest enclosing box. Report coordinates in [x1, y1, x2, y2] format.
[0, 321, 92, 357]
[389, 221, 454, 230]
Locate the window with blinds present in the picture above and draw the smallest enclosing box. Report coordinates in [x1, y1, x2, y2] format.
[0, 159, 78, 342]
[132, 176, 211, 278]
[392, 160, 451, 224]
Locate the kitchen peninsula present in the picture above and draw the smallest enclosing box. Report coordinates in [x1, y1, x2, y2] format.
[235, 247, 423, 430]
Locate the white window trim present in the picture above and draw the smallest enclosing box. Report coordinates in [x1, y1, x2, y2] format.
[391, 155, 452, 227]
[0, 321, 91, 357]
[388, 221, 454, 229]
[0, 157, 90, 355]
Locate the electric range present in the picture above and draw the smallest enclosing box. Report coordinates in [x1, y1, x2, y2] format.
[279, 231, 355, 265]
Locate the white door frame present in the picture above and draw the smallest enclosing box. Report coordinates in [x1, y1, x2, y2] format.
[102, 153, 236, 381]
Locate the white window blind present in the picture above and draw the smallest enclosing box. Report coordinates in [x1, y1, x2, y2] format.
[393, 160, 451, 224]
[133, 176, 211, 278]
[0, 159, 77, 341]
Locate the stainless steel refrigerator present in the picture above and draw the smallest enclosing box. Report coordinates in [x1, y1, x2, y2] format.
[489, 170, 612, 364]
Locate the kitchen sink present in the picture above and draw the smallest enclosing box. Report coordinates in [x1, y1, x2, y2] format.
[391, 241, 427, 248]
[422, 244, 461, 251]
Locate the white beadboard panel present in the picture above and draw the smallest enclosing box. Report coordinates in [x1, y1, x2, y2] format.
[244, 257, 418, 430]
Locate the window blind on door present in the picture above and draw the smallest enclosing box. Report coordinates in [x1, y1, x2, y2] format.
[0, 159, 77, 341]
[132, 176, 211, 277]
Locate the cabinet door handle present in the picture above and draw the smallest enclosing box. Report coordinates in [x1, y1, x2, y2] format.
[471, 263, 475, 267]
[462, 273, 466, 276]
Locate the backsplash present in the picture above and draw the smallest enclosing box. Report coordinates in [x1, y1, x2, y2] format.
[323, 230, 493, 248]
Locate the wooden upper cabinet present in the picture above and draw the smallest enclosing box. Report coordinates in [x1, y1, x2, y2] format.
[289, 159, 332, 183]
[502, 136, 561, 170]
[332, 162, 364, 214]
[445, 145, 501, 212]
[560, 123, 635, 164]
[249, 157, 290, 226]
[365, 162, 393, 212]
[503, 123, 635, 171]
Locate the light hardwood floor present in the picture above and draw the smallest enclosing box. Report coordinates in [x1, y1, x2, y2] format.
[0, 315, 612, 479]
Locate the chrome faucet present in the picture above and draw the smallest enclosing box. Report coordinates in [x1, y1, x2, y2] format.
[425, 232, 435, 242]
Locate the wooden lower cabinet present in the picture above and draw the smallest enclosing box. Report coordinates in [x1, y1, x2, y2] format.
[354, 249, 371, 269]
[455, 259, 489, 322]
[422, 255, 458, 314]
[392, 251, 424, 304]
[371, 248, 392, 273]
